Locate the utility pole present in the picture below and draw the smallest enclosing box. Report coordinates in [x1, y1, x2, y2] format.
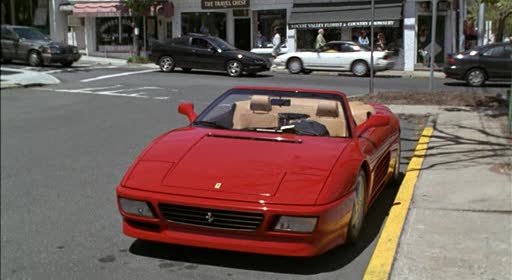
[429, 0, 438, 92]
[369, 0, 375, 95]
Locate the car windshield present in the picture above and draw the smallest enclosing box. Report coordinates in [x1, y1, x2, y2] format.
[193, 89, 349, 138]
[209, 37, 236, 51]
[13, 27, 48, 40]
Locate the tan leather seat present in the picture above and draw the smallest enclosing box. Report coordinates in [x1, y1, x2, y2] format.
[310, 100, 347, 137]
[232, 95, 278, 130]
[349, 101, 375, 126]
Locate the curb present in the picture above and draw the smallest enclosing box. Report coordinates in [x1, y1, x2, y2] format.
[363, 126, 434, 280]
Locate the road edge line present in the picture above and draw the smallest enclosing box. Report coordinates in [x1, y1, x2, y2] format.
[362, 126, 434, 280]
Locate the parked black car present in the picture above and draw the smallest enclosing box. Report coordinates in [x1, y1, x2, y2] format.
[444, 42, 511, 86]
[149, 34, 270, 77]
[1, 25, 81, 67]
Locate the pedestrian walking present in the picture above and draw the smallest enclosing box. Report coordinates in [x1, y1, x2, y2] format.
[376, 33, 386, 51]
[358, 30, 369, 46]
[271, 27, 282, 58]
[315, 29, 326, 49]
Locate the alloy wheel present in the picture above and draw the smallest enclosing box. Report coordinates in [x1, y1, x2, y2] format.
[467, 69, 485, 86]
[159, 56, 175, 72]
[352, 61, 368, 77]
[287, 58, 302, 74]
[347, 171, 366, 243]
[28, 52, 41, 67]
[227, 60, 242, 77]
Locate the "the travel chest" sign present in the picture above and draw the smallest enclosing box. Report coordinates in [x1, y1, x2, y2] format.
[201, 0, 250, 9]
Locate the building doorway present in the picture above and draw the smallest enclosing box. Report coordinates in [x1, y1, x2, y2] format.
[234, 18, 250, 50]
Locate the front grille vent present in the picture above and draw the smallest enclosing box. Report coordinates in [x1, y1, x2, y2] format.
[158, 204, 264, 231]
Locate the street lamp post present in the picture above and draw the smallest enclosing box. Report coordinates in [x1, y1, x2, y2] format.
[370, 0, 375, 95]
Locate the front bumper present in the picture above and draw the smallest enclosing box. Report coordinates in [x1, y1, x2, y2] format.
[42, 53, 81, 64]
[374, 59, 395, 71]
[243, 63, 270, 73]
[117, 185, 354, 257]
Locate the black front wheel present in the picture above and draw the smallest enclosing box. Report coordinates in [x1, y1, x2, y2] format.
[159, 56, 175, 72]
[28, 51, 42, 67]
[465, 68, 486, 87]
[226, 60, 242, 77]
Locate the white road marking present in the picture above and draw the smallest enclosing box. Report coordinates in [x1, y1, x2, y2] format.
[42, 65, 118, 74]
[80, 69, 157, 82]
[43, 85, 171, 100]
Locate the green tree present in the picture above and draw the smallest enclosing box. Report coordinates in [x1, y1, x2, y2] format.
[124, 0, 157, 56]
[469, 0, 512, 42]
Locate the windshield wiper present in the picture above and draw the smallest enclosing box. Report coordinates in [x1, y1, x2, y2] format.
[193, 120, 228, 129]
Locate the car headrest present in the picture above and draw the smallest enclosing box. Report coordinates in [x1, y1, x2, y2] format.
[250, 95, 272, 112]
[316, 101, 339, 117]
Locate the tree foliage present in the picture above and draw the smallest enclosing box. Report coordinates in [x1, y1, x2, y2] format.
[124, 0, 157, 16]
[468, 0, 512, 41]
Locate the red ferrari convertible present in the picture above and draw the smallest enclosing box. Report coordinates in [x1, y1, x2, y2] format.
[116, 86, 400, 257]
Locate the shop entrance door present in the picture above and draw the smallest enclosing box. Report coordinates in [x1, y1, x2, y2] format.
[234, 18, 251, 50]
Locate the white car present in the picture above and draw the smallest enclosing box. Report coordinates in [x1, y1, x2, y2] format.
[250, 43, 288, 56]
[273, 41, 394, 77]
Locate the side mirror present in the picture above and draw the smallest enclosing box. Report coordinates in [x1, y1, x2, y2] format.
[357, 115, 390, 136]
[178, 102, 197, 123]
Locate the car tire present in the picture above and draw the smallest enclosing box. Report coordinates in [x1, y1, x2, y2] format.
[351, 60, 369, 77]
[346, 170, 366, 244]
[28, 51, 42, 67]
[465, 68, 486, 87]
[303, 69, 313, 74]
[287, 58, 303, 74]
[226, 60, 242, 77]
[61, 61, 73, 67]
[159, 56, 175, 73]
[182, 67, 192, 73]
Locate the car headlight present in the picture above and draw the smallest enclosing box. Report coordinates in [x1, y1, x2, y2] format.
[273, 216, 317, 233]
[119, 197, 155, 218]
[43, 47, 60, 54]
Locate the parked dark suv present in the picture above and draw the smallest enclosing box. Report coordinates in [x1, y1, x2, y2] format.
[1, 25, 81, 67]
[149, 34, 270, 77]
[444, 42, 511, 86]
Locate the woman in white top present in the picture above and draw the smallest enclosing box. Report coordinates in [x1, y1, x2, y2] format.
[358, 30, 369, 46]
[271, 27, 282, 58]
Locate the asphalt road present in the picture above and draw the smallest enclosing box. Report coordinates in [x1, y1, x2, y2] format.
[2, 65, 431, 279]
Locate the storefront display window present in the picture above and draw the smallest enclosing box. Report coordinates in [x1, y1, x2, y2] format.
[181, 12, 226, 39]
[416, 15, 445, 65]
[254, 10, 286, 48]
[96, 17, 133, 51]
[296, 29, 339, 50]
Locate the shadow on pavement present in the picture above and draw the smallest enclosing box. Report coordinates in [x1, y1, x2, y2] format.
[159, 69, 274, 78]
[128, 179, 401, 275]
[444, 81, 511, 88]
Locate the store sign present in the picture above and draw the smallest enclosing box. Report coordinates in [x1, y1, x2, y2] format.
[289, 20, 398, 29]
[201, 0, 250, 9]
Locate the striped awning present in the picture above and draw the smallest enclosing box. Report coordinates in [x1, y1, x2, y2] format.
[73, 2, 126, 17]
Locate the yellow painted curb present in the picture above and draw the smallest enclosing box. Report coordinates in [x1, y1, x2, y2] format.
[363, 127, 434, 280]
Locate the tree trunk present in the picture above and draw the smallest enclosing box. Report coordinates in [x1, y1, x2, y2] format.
[496, 11, 512, 42]
[133, 16, 140, 57]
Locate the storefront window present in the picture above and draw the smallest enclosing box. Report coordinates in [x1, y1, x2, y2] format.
[181, 12, 226, 39]
[254, 10, 287, 48]
[296, 29, 339, 50]
[416, 15, 445, 65]
[96, 17, 133, 51]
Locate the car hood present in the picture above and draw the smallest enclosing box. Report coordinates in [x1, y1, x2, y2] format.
[123, 128, 349, 205]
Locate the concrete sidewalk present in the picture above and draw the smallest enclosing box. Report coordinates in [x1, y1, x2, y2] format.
[0, 67, 60, 89]
[388, 106, 512, 279]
